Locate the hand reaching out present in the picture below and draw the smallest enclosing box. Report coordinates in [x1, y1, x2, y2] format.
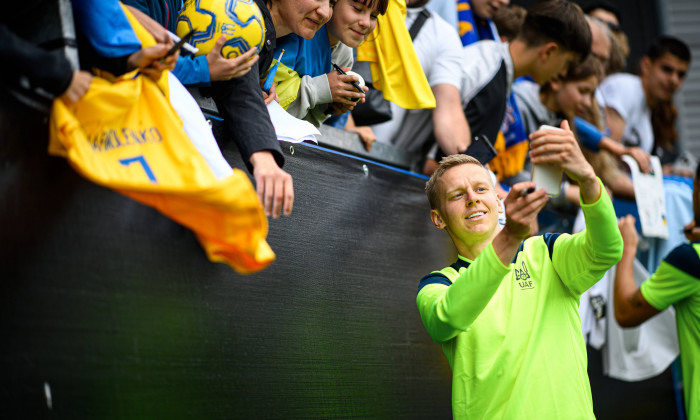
[60, 71, 92, 103]
[249, 151, 294, 218]
[618, 215, 639, 249]
[127, 43, 177, 81]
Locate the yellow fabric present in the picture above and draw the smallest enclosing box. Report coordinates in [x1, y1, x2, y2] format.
[355, 0, 435, 109]
[271, 59, 302, 109]
[47, 5, 275, 274]
[488, 133, 530, 181]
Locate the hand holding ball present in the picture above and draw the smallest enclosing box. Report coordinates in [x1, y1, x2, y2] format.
[344, 70, 365, 103]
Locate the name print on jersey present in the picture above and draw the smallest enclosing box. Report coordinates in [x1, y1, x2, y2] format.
[87, 127, 163, 153]
[515, 261, 534, 289]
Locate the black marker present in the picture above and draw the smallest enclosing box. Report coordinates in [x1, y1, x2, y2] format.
[520, 187, 536, 197]
[332, 63, 364, 96]
[162, 27, 197, 60]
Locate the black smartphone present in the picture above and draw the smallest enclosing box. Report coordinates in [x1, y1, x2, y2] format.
[465, 134, 497, 165]
[164, 28, 197, 58]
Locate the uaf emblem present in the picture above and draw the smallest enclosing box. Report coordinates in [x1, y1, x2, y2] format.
[515, 262, 534, 289]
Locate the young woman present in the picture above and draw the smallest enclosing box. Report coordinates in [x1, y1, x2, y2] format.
[272, 0, 389, 127]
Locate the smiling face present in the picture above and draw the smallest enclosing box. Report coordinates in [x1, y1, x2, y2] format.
[271, 0, 332, 39]
[431, 163, 503, 248]
[326, 0, 378, 47]
[642, 52, 689, 104]
[554, 74, 599, 119]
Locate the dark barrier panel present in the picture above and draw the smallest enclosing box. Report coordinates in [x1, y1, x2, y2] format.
[0, 97, 456, 418]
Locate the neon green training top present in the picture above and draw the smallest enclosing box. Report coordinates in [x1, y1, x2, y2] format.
[641, 242, 700, 420]
[416, 179, 622, 419]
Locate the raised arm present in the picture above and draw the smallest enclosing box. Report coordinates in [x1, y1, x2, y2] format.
[528, 120, 622, 293]
[613, 215, 661, 327]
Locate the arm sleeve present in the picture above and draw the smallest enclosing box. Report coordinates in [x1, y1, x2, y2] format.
[574, 116, 604, 152]
[172, 55, 211, 86]
[209, 61, 284, 173]
[641, 245, 700, 311]
[416, 244, 512, 343]
[0, 24, 73, 96]
[551, 177, 623, 295]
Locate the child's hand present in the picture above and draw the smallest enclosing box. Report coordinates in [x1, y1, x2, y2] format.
[261, 81, 278, 105]
[327, 67, 365, 106]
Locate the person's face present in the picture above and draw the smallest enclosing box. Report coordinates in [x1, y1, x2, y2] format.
[431, 164, 502, 246]
[327, 0, 378, 47]
[642, 52, 689, 103]
[589, 9, 620, 30]
[274, 0, 332, 39]
[470, 0, 509, 20]
[554, 75, 599, 119]
[588, 21, 611, 66]
[533, 46, 577, 86]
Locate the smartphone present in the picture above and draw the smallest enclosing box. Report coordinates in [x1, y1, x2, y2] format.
[164, 27, 197, 58]
[531, 125, 563, 197]
[465, 134, 497, 165]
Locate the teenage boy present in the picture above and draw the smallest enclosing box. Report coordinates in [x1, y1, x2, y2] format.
[416, 121, 622, 418]
[456, 0, 590, 156]
[598, 35, 691, 172]
[615, 165, 700, 420]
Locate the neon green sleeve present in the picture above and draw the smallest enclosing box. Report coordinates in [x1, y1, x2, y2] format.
[416, 244, 511, 343]
[551, 177, 623, 296]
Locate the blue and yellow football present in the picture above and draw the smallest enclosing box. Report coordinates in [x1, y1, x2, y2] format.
[176, 0, 265, 58]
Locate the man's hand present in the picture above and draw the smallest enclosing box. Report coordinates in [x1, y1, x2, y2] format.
[261, 81, 279, 105]
[207, 35, 259, 81]
[60, 71, 92, 104]
[327, 67, 365, 106]
[502, 182, 549, 239]
[127, 43, 177, 81]
[529, 120, 600, 203]
[491, 181, 548, 265]
[249, 151, 294, 218]
[618, 215, 639, 250]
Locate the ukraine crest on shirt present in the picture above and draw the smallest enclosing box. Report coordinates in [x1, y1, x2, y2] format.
[48, 5, 275, 274]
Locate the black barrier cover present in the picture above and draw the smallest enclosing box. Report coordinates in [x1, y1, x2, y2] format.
[0, 100, 456, 418]
[0, 97, 678, 419]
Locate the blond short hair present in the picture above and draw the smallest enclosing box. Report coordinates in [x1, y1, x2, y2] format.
[425, 155, 487, 210]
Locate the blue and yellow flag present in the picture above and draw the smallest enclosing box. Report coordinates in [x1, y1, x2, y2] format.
[356, 0, 435, 109]
[457, 0, 498, 46]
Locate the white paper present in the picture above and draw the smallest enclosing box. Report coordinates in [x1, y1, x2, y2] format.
[266, 101, 320, 144]
[623, 155, 668, 239]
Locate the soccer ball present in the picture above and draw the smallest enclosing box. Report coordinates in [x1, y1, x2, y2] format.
[176, 0, 265, 58]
